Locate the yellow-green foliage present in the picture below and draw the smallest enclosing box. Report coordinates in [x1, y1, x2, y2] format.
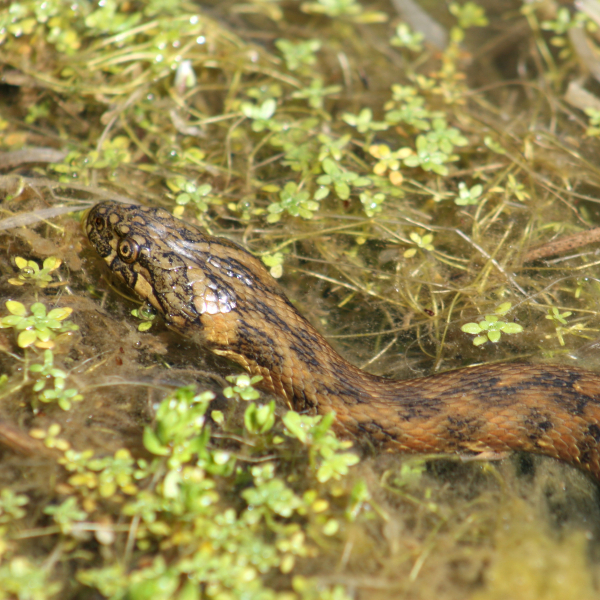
[1, 0, 600, 598]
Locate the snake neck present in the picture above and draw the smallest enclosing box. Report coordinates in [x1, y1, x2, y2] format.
[184, 300, 380, 413]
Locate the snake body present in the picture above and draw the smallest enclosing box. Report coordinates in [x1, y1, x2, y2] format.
[87, 201, 600, 480]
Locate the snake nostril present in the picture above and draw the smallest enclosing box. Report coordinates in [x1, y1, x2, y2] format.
[94, 215, 105, 231]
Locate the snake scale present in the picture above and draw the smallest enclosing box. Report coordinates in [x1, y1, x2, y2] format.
[86, 201, 600, 480]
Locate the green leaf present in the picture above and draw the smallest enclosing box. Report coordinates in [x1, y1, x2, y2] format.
[30, 303, 47, 317]
[317, 452, 359, 482]
[461, 323, 481, 334]
[487, 330, 501, 343]
[43, 257, 60, 270]
[501, 323, 523, 334]
[5, 301, 26, 316]
[495, 302, 512, 315]
[17, 330, 37, 348]
[143, 428, 170, 456]
[283, 411, 310, 444]
[314, 187, 329, 204]
[244, 401, 276, 434]
[0, 315, 24, 327]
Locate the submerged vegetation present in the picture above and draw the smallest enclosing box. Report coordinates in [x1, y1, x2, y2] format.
[1, 0, 600, 598]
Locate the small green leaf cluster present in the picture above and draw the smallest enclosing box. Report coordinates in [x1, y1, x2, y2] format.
[229, 5, 478, 223]
[30, 349, 83, 410]
[223, 374, 263, 401]
[267, 181, 320, 223]
[391, 23, 424, 53]
[317, 133, 351, 162]
[52, 136, 132, 184]
[368, 144, 406, 186]
[384, 84, 437, 131]
[44, 496, 88, 535]
[300, 0, 387, 23]
[380, 2, 489, 168]
[53, 383, 358, 599]
[241, 98, 280, 133]
[539, 6, 592, 56]
[454, 182, 483, 206]
[404, 231, 434, 258]
[167, 177, 218, 218]
[83, 0, 142, 35]
[0, 0, 82, 53]
[461, 302, 524, 346]
[283, 411, 360, 483]
[449, 1, 488, 29]
[261, 252, 285, 278]
[142, 386, 216, 469]
[342, 108, 388, 134]
[316, 157, 372, 201]
[0, 0, 185, 54]
[585, 108, 600, 138]
[8, 256, 62, 288]
[270, 118, 322, 176]
[131, 304, 157, 332]
[16, 381, 360, 599]
[546, 307, 572, 326]
[382, 88, 469, 176]
[391, 459, 428, 489]
[359, 190, 386, 217]
[424, 118, 469, 155]
[0, 301, 78, 349]
[504, 174, 531, 201]
[0, 557, 62, 600]
[402, 135, 453, 176]
[0, 489, 29, 524]
[244, 400, 276, 435]
[291, 77, 342, 110]
[275, 38, 321, 72]
[545, 306, 573, 347]
[0, 304, 83, 407]
[61, 448, 139, 500]
[25, 101, 50, 124]
[267, 122, 375, 215]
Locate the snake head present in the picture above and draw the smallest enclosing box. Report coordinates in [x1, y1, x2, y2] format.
[86, 200, 324, 404]
[86, 200, 245, 330]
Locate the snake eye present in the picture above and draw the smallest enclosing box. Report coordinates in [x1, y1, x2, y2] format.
[117, 238, 139, 264]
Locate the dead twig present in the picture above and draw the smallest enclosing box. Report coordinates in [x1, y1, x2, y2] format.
[524, 227, 600, 262]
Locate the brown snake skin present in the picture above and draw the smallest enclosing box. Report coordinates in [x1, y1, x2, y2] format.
[87, 201, 600, 480]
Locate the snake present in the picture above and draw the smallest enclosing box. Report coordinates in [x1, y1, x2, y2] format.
[86, 200, 600, 480]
